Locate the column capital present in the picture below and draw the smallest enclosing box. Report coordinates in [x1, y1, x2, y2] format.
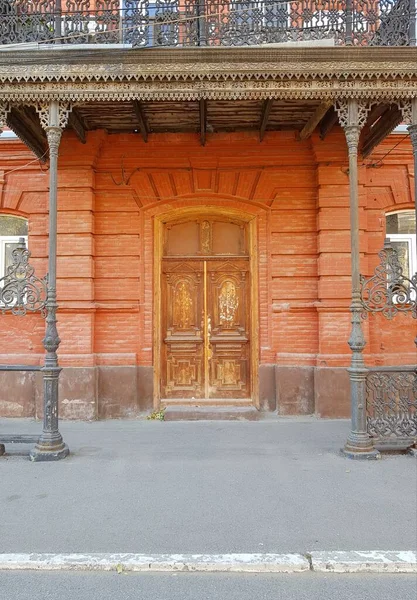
[45, 126, 63, 157]
[343, 125, 361, 153]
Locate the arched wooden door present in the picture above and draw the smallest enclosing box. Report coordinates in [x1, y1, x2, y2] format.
[160, 217, 251, 402]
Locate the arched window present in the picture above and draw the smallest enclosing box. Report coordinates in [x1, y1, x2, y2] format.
[386, 210, 416, 278]
[0, 215, 28, 279]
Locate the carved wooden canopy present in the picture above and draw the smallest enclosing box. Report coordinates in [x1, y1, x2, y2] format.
[0, 47, 416, 157]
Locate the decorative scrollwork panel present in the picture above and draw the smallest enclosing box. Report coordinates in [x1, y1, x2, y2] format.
[0, 0, 56, 44]
[366, 369, 417, 444]
[62, 0, 120, 44]
[0, 238, 48, 317]
[360, 241, 417, 320]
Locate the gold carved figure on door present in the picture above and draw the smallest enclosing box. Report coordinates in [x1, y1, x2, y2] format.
[174, 281, 193, 329]
[219, 281, 239, 327]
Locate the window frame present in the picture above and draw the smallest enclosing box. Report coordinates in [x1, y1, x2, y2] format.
[385, 210, 416, 304]
[386, 209, 416, 277]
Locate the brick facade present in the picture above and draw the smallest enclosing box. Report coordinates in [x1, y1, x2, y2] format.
[0, 128, 415, 419]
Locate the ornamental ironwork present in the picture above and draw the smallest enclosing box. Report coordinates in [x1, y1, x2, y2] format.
[366, 367, 417, 445]
[0, 237, 48, 316]
[0, 0, 413, 48]
[360, 240, 417, 320]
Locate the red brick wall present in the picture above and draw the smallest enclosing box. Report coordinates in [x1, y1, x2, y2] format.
[0, 128, 415, 374]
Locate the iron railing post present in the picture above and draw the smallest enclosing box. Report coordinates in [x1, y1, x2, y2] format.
[198, 0, 207, 46]
[30, 101, 69, 462]
[345, 0, 354, 45]
[55, 0, 62, 43]
[409, 0, 416, 45]
[119, 0, 124, 44]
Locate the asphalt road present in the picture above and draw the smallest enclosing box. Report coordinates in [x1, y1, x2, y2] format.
[0, 572, 416, 600]
[1, 419, 416, 553]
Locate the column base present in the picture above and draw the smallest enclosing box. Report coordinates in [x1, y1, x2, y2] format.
[30, 443, 69, 462]
[341, 430, 380, 460]
[341, 446, 381, 460]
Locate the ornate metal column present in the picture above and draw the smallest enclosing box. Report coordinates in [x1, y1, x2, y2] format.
[399, 98, 417, 347]
[336, 99, 380, 459]
[30, 101, 70, 462]
[408, 123, 417, 347]
[405, 100, 417, 330]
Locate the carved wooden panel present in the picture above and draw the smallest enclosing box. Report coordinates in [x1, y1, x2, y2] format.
[212, 221, 246, 255]
[165, 221, 199, 256]
[163, 217, 248, 256]
[207, 260, 250, 399]
[161, 260, 204, 398]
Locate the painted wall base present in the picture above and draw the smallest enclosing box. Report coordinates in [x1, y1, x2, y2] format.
[0, 366, 153, 420]
[274, 366, 351, 418]
[0, 365, 351, 419]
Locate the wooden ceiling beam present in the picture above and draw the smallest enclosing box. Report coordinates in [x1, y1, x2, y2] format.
[361, 105, 403, 158]
[133, 100, 148, 143]
[259, 99, 274, 142]
[319, 107, 338, 140]
[7, 106, 47, 161]
[68, 108, 87, 144]
[199, 99, 206, 146]
[361, 103, 390, 143]
[366, 103, 390, 129]
[299, 101, 333, 141]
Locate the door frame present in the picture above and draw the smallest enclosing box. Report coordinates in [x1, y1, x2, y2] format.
[153, 206, 259, 409]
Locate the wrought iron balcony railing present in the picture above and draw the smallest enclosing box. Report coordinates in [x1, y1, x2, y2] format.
[0, 0, 415, 48]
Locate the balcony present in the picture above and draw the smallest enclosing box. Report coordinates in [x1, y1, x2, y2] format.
[0, 0, 415, 48]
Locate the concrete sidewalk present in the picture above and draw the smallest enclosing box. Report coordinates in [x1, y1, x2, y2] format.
[0, 418, 416, 555]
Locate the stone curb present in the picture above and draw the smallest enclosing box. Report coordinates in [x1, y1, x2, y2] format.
[0, 552, 415, 573]
[310, 551, 417, 573]
[0, 553, 309, 573]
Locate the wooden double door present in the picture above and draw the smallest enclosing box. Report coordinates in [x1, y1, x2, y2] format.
[160, 218, 251, 401]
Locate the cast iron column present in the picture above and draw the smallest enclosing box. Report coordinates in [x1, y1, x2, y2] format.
[337, 99, 380, 459]
[30, 101, 69, 462]
[399, 98, 417, 346]
[408, 122, 417, 347]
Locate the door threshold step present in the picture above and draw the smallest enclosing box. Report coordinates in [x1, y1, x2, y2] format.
[164, 406, 259, 421]
[161, 397, 253, 407]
